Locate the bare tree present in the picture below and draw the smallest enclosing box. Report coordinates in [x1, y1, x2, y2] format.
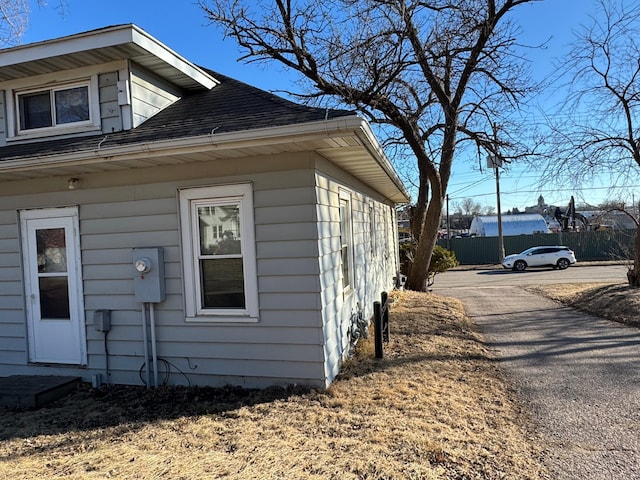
[0, 0, 30, 45]
[0, 1, 66, 46]
[460, 198, 482, 217]
[550, 0, 640, 286]
[201, 0, 540, 291]
[483, 205, 496, 215]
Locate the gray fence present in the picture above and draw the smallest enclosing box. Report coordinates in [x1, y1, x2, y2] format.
[437, 229, 636, 265]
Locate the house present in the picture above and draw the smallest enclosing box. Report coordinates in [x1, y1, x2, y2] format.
[0, 25, 409, 388]
[469, 214, 550, 237]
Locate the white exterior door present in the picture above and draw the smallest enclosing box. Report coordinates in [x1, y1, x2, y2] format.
[21, 207, 86, 365]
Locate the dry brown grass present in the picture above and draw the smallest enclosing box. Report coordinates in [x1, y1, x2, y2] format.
[527, 283, 640, 328]
[0, 291, 550, 480]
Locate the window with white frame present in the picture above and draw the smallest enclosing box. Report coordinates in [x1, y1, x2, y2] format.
[179, 184, 258, 321]
[16, 82, 91, 133]
[369, 201, 376, 257]
[339, 190, 353, 291]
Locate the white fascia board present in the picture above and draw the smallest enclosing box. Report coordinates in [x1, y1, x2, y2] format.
[0, 24, 218, 90]
[0, 25, 135, 67]
[128, 25, 218, 90]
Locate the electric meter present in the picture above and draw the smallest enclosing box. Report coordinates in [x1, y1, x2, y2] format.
[132, 248, 166, 303]
[135, 257, 152, 273]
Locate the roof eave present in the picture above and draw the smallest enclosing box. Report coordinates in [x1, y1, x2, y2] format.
[0, 116, 410, 203]
[0, 24, 218, 90]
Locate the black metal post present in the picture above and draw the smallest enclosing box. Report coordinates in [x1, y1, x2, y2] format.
[374, 300, 383, 358]
[381, 291, 390, 342]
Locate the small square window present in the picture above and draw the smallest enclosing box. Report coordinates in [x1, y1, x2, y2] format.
[17, 83, 91, 132]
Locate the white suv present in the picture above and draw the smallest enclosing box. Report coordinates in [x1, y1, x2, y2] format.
[502, 246, 577, 271]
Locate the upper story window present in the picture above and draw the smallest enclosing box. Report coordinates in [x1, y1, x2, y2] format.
[17, 83, 91, 132]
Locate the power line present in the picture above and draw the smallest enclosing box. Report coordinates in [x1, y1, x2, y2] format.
[448, 184, 640, 202]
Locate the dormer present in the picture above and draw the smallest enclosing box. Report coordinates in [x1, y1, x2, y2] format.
[0, 24, 218, 146]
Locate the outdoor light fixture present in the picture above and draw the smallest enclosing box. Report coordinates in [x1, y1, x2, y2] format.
[67, 178, 80, 190]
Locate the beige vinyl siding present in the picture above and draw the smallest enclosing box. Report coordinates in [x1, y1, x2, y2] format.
[98, 72, 122, 133]
[0, 152, 330, 387]
[130, 65, 181, 127]
[314, 161, 399, 385]
[0, 211, 26, 365]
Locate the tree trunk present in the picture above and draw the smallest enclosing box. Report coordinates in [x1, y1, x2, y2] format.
[628, 228, 640, 287]
[411, 173, 429, 242]
[406, 196, 443, 291]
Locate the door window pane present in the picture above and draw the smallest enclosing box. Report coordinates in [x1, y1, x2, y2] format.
[19, 91, 52, 130]
[39, 277, 70, 319]
[36, 228, 67, 273]
[55, 86, 90, 124]
[200, 258, 245, 308]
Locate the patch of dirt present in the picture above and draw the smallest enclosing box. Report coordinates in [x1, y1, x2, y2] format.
[0, 290, 551, 480]
[527, 283, 640, 328]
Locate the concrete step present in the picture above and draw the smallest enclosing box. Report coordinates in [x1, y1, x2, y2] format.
[0, 375, 81, 409]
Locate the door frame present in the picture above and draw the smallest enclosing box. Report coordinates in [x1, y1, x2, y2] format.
[20, 206, 87, 365]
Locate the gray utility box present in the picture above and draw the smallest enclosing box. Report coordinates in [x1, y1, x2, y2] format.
[132, 247, 166, 303]
[94, 309, 111, 332]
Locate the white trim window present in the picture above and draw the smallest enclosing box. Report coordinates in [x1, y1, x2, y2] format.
[16, 81, 92, 133]
[179, 184, 259, 322]
[339, 190, 354, 292]
[369, 200, 376, 258]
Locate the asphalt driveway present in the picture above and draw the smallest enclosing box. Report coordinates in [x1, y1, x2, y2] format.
[432, 268, 640, 479]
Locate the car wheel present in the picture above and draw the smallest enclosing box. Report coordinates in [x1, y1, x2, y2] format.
[513, 260, 526, 271]
[556, 258, 570, 270]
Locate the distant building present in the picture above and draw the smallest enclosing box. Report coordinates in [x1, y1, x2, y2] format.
[470, 214, 550, 237]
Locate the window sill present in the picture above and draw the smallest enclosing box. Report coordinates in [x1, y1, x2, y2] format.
[185, 315, 259, 324]
[7, 125, 101, 143]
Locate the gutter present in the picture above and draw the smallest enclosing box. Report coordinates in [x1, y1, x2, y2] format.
[0, 116, 362, 169]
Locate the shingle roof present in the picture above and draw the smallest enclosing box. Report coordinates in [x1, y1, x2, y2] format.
[0, 69, 353, 161]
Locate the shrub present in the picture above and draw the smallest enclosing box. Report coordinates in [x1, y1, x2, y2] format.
[399, 243, 459, 284]
[429, 245, 459, 274]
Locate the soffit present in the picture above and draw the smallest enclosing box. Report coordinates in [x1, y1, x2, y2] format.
[0, 132, 409, 204]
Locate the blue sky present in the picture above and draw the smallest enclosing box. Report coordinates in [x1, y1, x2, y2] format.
[18, 0, 626, 211]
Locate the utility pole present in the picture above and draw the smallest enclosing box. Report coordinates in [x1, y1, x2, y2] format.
[490, 123, 505, 263]
[494, 160, 505, 263]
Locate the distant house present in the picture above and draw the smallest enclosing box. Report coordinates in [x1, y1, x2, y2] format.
[0, 25, 409, 388]
[469, 214, 550, 237]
